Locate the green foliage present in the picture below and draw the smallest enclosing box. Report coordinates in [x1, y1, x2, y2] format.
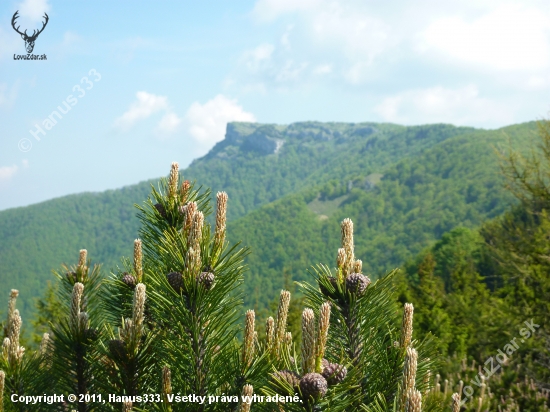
[397, 120, 550, 410]
[400, 227, 503, 361]
[479, 120, 550, 388]
[0, 165, 449, 411]
[31, 282, 64, 347]
[397, 253, 453, 357]
[428, 358, 550, 411]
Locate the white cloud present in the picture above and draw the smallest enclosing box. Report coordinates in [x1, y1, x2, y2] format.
[418, 4, 550, 71]
[115, 93, 254, 143]
[17, 0, 51, 21]
[156, 112, 182, 136]
[308, 4, 394, 64]
[184, 95, 256, 146]
[374, 85, 514, 127]
[245, 1, 396, 86]
[233, 42, 310, 91]
[0, 165, 18, 182]
[243, 0, 550, 93]
[114, 92, 169, 131]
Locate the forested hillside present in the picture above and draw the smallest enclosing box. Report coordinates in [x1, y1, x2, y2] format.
[392, 122, 550, 409]
[230, 123, 536, 309]
[0, 121, 534, 321]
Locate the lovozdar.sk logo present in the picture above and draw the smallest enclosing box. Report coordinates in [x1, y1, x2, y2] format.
[12, 10, 48, 60]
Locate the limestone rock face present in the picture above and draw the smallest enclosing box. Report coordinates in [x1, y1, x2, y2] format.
[242, 127, 284, 155]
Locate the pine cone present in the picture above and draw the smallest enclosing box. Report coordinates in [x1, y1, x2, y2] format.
[167, 272, 184, 293]
[197, 272, 215, 290]
[121, 272, 136, 289]
[154, 203, 167, 219]
[321, 361, 347, 385]
[345, 273, 370, 296]
[299, 373, 328, 402]
[108, 339, 126, 360]
[319, 276, 339, 297]
[85, 328, 99, 342]
[273, 370, 301, 389]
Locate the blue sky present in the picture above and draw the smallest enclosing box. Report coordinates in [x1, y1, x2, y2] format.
[1, 0, 549, 210]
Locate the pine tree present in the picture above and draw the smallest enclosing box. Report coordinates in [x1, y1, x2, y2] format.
[1, 163, 450, 411]
[481, 119, 550, 390]
[99, 163, 274, 411]
[0, 289, 49, 411]
[263, 218, 444, 411]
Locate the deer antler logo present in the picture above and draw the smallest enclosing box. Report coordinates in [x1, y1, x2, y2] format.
[11, 11, 49, 54]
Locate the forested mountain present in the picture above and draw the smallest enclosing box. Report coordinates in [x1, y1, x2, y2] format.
[195, 122, 475, 219]
[0, 121, 536, 320]
[230, 123, 536, 308]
